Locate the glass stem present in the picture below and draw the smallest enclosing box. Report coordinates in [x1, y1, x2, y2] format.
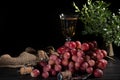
[66, 37, 71, 41]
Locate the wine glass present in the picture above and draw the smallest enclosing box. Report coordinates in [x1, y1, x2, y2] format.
[59, 13, 78, 41]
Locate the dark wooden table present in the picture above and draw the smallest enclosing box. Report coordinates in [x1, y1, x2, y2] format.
[0, 56, 120, 80]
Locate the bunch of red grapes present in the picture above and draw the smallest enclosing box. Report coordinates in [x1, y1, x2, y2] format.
[31, 40, 108, 79]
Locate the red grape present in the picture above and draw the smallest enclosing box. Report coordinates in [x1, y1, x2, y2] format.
[93, 69, 103, 78]
[75, 40, 81, 49]
[86, 67, 93, 74]
[63, 51, 71, 59]
[42, 71, 49, 79]
[101, 49, 107, 57]
[50, 69, 57, 76]
[31, 69, 40, 77]
[81, 43, 90, 51]
[62, 59, 69, 66]
[54, 64, 62, 72]
[88, 59, 95, 67]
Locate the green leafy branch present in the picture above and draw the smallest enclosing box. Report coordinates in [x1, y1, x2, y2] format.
[73, 0, 120, 46]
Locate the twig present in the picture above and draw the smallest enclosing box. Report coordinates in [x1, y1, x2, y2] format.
[71, 73, 92, 80]
[106, 56, 116, 62]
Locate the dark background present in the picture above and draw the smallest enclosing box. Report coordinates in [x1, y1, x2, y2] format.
[0, 0, 120, 56]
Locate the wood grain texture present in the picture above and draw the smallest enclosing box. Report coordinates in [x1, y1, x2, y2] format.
[0, 56, 120, 80]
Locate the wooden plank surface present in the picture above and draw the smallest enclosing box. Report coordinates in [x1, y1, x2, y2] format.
[0, 57, 120, 80]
